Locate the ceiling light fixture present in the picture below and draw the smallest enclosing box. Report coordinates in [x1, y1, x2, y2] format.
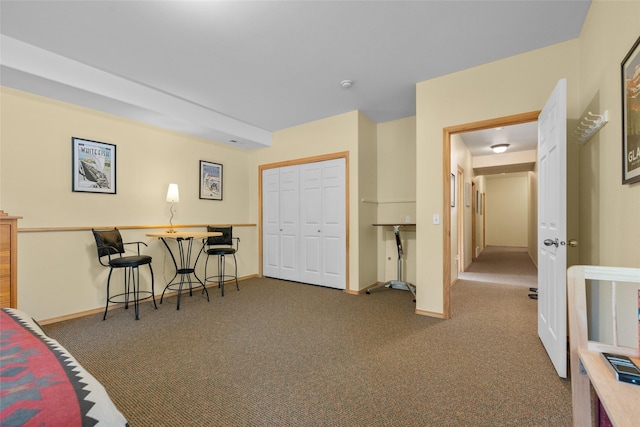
[491, 144, 510, 154]
[340, 80, 353, 88]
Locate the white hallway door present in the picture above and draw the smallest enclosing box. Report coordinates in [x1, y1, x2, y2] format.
[538, 78, 568, 378]
[262, 158, 346, 289]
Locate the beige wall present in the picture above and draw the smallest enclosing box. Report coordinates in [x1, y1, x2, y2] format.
[0, 87, 259, 320]
[357, 113, 379, 289]
[0, 92, 401, 320]
[375, 117, 416, 283]
[249, 112, 414, 291]
[577, 0, 640, 269]
[576, 0, 640, 346]
[416, 39, 580, 316]
[485, 173, 528, 247]
[247, 111, 364, 291]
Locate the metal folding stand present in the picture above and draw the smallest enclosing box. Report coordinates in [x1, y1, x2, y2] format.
[367, 224, 416, 302]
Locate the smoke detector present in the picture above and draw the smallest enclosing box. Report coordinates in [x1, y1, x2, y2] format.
[340, 80, 353, 88]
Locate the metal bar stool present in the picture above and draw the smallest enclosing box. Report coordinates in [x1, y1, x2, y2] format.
[92, 228, 157, 320]
[203, 226, 239, 296]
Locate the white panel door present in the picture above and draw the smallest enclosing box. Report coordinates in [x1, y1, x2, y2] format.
[278, 165, 300, 281]
[262, 168, 281, 278]
[320, 158, 346, 289]
[262, 158, 345, 289]
[300, 162, 323, 285]
[299, 159, 346, 289]
[538, 79, 567, 378]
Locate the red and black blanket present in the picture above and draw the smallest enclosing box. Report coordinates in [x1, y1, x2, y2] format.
[0, 308, 128, 426]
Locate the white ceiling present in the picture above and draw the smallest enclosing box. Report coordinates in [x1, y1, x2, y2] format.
[0, 1, 591, 150]
[460, 121, 539, 157]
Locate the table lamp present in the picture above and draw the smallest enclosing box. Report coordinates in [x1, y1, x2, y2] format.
[166, 183, 179, 232]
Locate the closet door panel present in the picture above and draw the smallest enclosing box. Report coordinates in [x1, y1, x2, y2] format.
[278, 166, 300, 281]
[321, 159, 346, 289]
[323, 236, 343, 277]
[300, 163, 322, 285]
[262, 169, 281, 278]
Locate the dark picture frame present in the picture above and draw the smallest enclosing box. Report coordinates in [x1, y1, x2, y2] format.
[71, 137, 116, 194]
[199, 160, 223, 200]
[622, 35, 640, 184]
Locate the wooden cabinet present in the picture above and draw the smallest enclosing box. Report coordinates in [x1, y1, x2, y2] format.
[0, 211, 21, 308]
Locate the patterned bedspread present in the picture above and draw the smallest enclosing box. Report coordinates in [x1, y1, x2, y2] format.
[0, 308, 128, 426]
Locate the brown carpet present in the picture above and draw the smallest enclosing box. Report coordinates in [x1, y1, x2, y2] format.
[44, 247, 570, 426]
[459, 246, 538, 289]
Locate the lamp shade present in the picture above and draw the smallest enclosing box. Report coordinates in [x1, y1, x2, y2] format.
[166, 183, 180, 202]
[491, 144, 510, 154]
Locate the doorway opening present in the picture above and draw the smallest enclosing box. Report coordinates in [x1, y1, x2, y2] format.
[441, 111, 540, 319]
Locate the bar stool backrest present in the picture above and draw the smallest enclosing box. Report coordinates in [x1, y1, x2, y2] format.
[92, 228, 125, 265]
[206, 226, 233, 247]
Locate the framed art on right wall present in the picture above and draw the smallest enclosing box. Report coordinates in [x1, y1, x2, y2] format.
[622, 35, 640, 184]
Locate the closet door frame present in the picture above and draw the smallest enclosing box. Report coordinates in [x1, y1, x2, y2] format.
[258, 151, 349, 289]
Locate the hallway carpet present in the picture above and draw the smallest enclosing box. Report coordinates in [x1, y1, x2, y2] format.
[459, 245, 538, 289]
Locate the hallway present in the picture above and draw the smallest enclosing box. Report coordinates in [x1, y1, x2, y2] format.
[458, 245, 537, 289]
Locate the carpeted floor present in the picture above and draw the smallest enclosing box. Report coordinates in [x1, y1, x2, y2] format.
[459, 245, 538, 289]
[44, 246, 571, 426]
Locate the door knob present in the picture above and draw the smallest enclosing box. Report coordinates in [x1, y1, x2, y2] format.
[544, 238, 559, 247]
[567, 239, 578, 247]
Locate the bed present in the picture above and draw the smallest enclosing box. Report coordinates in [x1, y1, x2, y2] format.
[0, 308, 128, 426]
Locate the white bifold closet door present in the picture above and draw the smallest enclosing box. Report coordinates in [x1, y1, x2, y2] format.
[262, 158, 345, 289]
[262, 166, 299, 282]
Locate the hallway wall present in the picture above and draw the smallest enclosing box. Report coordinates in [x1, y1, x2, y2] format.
[485, 173, 528, 247]
[416, 39, 579, 316]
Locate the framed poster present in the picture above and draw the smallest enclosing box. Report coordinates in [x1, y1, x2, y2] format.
[200, 160, 223, 200]
[72, 137, 116, 194]
[622, 35, 640, 184]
